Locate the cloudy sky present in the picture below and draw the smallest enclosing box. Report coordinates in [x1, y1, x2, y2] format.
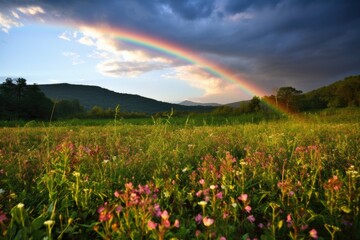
[0, 0, 359, 103]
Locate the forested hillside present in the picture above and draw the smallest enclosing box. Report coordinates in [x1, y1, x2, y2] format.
[302, 75, 360, 110]
[39, 83, 214, 114]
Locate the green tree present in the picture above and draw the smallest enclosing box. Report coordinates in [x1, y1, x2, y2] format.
[0, 78, 53, 120]
[54, 99, 84, 118]
[0, 78, 17, 118]
[276, 86, 303, 112]
[89, 106, 104, 118]
[212, 105, 234, 115]
[248, 96, 261, 112]
[328, 76, 360, 107]
[20, 84, 53, 119]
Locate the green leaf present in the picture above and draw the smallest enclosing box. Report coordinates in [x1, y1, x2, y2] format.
[340, 205, 351, 213]
[31, 215, 46, 230]
[278, 220, 283, 229]
[258, 191, 270, 203]
[242, 233, 250, 240]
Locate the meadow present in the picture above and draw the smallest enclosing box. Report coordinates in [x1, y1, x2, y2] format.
[0, 110, 359, 239]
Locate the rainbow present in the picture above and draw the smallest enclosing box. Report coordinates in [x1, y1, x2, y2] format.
[96, 25, 267, 97]
[75, 23, 287, 114]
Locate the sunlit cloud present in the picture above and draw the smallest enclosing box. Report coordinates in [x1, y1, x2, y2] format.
[164, 64, 251, 103]
[0, 12, 23, 33]
[190, 84, 251, 104]
[78, 35, 96, 46]
[11, 11, 20, 19]
[72, 26, 174, 77]
[58, 32, 71, 41]
[96, 59, 170, 77]
[165, 65, 229, 96]
[0, 5, 45, 33]
[16, 6, 45, 16]
[58, 31, 79, 41]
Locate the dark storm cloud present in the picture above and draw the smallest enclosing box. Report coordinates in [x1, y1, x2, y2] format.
[224, 0, 283, 13]
[1, 0, 359, 93]
[158, 0, 216, 20]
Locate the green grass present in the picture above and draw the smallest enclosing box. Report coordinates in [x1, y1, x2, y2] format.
[0, 110, 359, 239]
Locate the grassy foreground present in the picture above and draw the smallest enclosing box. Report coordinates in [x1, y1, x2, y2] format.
[0, 114, 359, 239]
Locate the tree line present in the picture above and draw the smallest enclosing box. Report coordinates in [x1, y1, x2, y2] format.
[213, 75, 360, 115]
[0, 78, 83, 120]
[1, 76, 359, 120]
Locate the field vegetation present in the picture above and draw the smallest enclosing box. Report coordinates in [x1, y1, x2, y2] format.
[0, 109, 359, 239]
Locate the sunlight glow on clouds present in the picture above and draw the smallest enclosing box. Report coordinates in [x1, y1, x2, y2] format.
[59, 26, 175, 78]
[17, 6, 45, 16]
[166, 65, 228, 96]
[11, 11, 20, 19]
[0, 13, 23, 33]
[0, 6, 45, 33]
[164, 65, 251, 103]
[78, 35, 96, 46]
[96, 59, 170, 78]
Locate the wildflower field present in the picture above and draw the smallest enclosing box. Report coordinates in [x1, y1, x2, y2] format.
[0, 112, 359, 239]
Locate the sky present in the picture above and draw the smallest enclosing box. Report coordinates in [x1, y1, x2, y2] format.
[0, 0, 359, 104]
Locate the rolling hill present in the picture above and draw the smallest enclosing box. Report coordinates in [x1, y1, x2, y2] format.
[39, 83, 215, 114]
[179, 100, 221, 107]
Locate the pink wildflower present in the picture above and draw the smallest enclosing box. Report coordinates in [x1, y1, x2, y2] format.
[309, 229, 318, 239]
[301, 225, 309, 231]
[199, 179, 205, 185]
[324, 176, 342, 191]
[97, 205, 105, 214]
[238, 193, 248, 202]
[115, 205, 122, 214]
[247, 215, 255, 223]
[174, 219, 180, 228]
[203, 188, 210, 196]
[147, 220, 157, 230]
[195, 213, 203, 224]
[203, 217, 214, 227]
[99, 211, 112, 222]
[216, 191, 223, 199]
[0, 211, 7, 224]
[220, 237, 227, 240]
[125, 182, 133, 190]
[114, 190, 120, 198]
[153, 204, 161, 217]
[161, 210, 169, 220]
[163, 219, 171, 228]
[245, 205, 252, 213]
[286, 214, 292, 227]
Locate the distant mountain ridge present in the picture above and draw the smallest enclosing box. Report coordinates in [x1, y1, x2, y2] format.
[179, 100, 221, 107]
[39, 83, 215, 114]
